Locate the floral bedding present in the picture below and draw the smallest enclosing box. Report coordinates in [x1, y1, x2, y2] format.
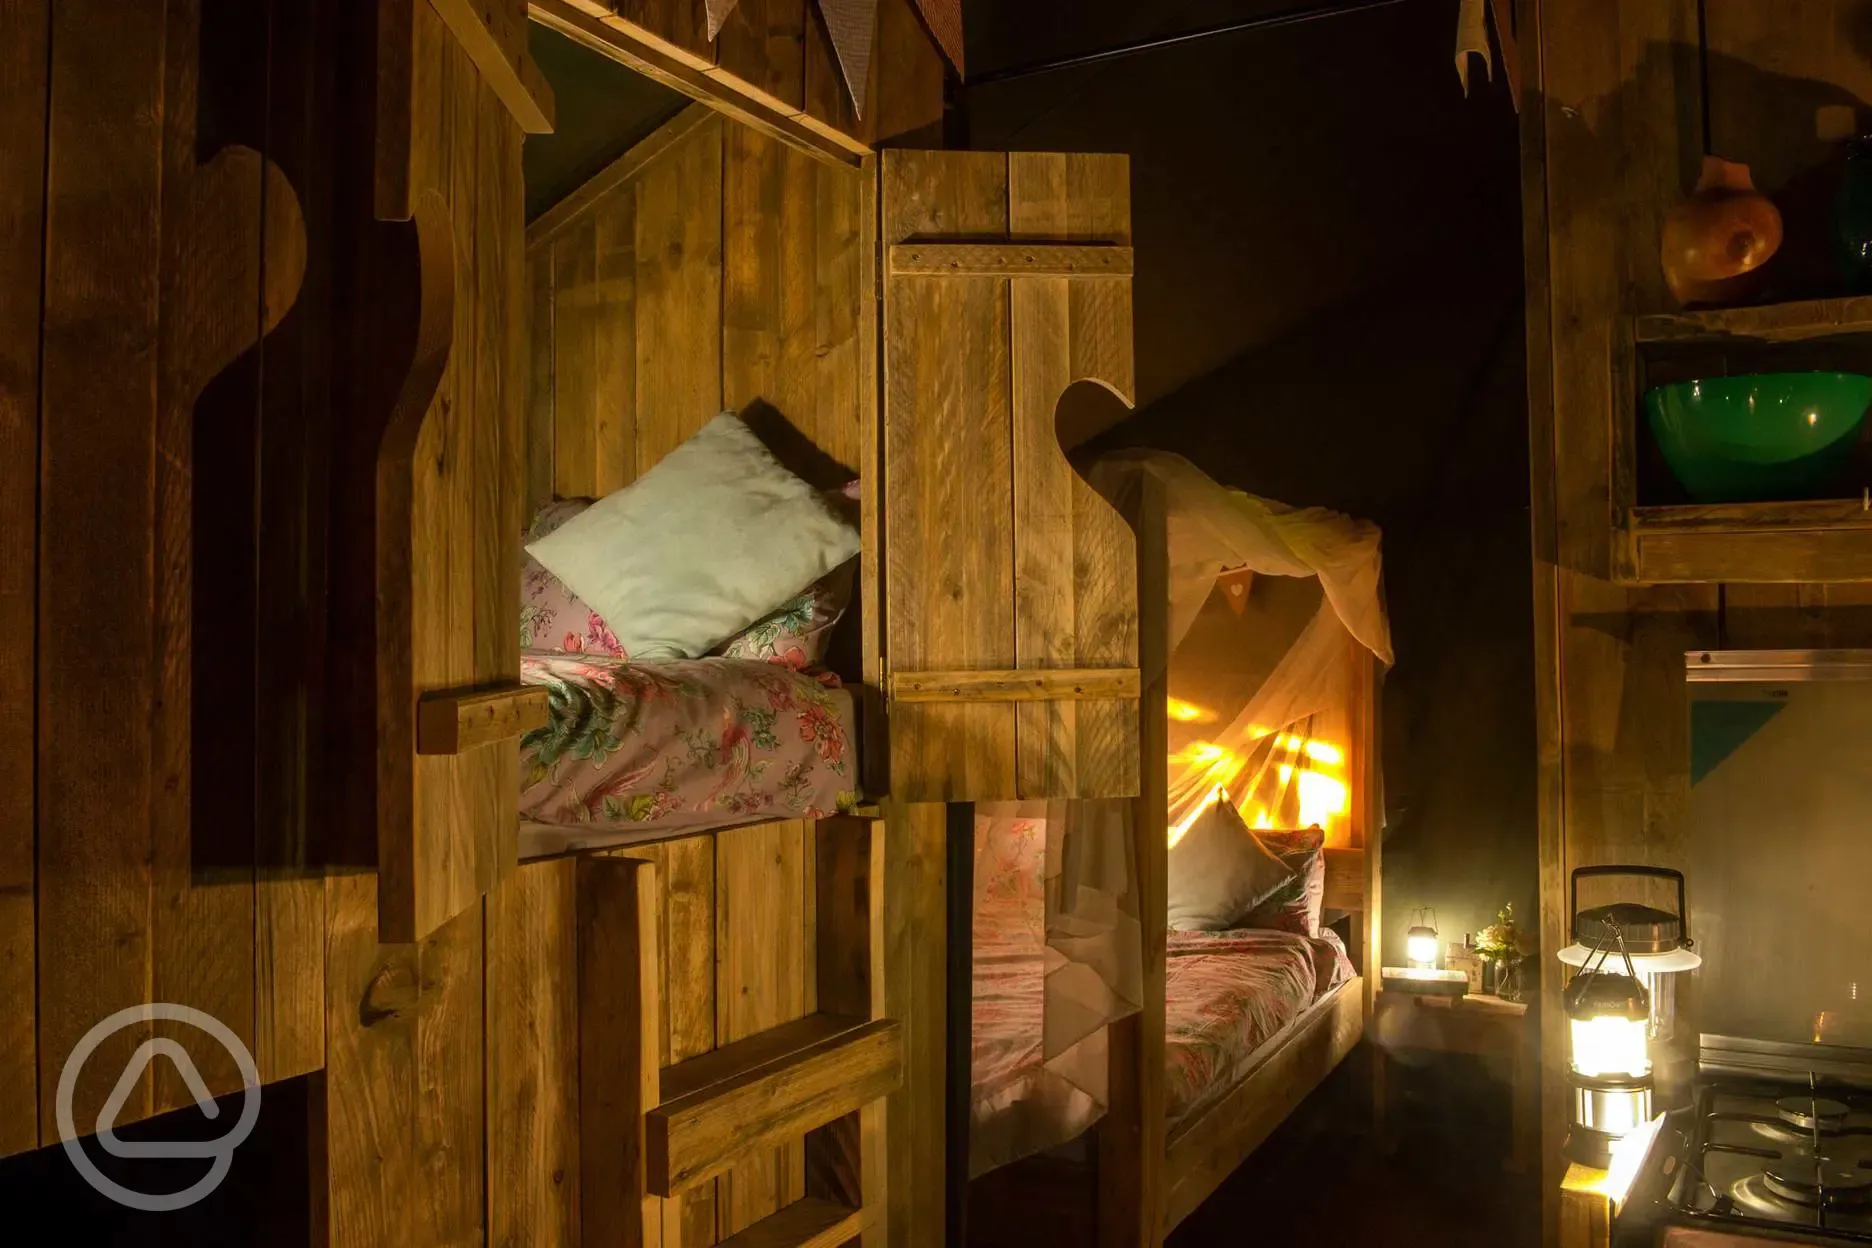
[1162, 925, 1353, 1132]
[970, 813, 1354, 1147]
[517, 652, 859, 856]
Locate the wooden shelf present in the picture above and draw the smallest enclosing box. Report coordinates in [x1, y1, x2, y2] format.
[1623, 498, 1872, 583]
[1633, 295, 1872, 344]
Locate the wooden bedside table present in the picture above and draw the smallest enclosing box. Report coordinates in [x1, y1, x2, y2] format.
[1371, 989, 1538, 1173]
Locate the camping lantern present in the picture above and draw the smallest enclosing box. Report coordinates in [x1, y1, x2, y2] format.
[1561, 866, 1697, 1167]
[1557, 866, 1702, 1044]
[1406, 908, 1440, 969]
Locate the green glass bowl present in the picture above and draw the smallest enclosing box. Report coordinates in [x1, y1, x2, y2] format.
[1644, 371, 1872, 503]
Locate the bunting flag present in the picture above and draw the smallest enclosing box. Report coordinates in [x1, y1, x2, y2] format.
[706, 0, 740, 41]
[818, 0, 880, 118]
[909, 0, 963, 77]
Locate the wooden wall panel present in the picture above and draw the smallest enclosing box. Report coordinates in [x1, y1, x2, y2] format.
[37, 0, 172, 1139]
[0, 0, 47, 1160]
[487, 859, 581, 1248]
[881, 801, 946, 1248]
[882, 151, 1018, 798]
[634, 115, 726, 472]
[713, 0, 807, 116]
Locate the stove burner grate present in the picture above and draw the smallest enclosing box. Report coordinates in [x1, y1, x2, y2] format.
[1762, 1155, 1872, 1208]
[1781, 1095, 1855, 1133]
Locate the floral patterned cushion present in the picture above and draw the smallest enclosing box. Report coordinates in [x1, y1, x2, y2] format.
[714, 559, 855, 675]
[521, 500, 625, 658]
[1239, 826, 1327, 937]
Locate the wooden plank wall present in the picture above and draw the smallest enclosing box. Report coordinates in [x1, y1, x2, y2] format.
[17, 0, 318, 1153]
[1523, 1, 1872, 1240]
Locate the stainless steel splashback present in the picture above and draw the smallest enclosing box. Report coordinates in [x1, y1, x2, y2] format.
[1685, 650, 1872, 1051]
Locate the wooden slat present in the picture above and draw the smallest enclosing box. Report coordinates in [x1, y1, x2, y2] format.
[429, 0, 556, 133]
[1632, 527, 1872, 584]
[635, 113, 724, 473]
[882, 150, 1017, 800]
[1632, 295, 1872, 343]
[888, 243, 1134, 278]
[531, 0, 864, 168]
[866, 0, 944, 145]
[377, 0, 418, 221]
[1007, 152, 1136, 800]
[715, 1197, 864, 1248]
[526, 236, 556, 516]
[549, 216, 601, 498]
[1160, 981, 1364, 1233]
[488, 860, 581, 1248]
[879, 801, 944, 1248]
[0, 0, 46, 1159]
[716, 820, 813, 1234]
[416, 685, 550, 754]
[579, 855, 664, 1248]
[412, 881, 487, 1244]
[525, 102, 713, 253]
[649, 1015, 903, 1197]
[1322, 846, 1366, 914]
[1100, 471, 1168, 1248]
[592, 167, 640, 496]
[476, 67, 526, 873]
[889, 668, 1139, 703]
[253, 0, 333, 1090]
[37, 0, 169, 1139]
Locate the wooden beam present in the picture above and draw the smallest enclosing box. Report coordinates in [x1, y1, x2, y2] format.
[525, 102, 713, 253]
[415, 684, 549, 754]
[714, 1197, 865, 1248]
[888, 668, 1140, 703]
[429, 0, 555, 133]
[648, 1013, 903, 1197]
[887, 242, 1134, 279]
[577, 855, 663, 1248]
[530, 0, 864, 169]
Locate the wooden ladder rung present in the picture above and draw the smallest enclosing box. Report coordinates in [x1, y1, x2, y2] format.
[647, 1012, 903, 1197]
[714, 1197, 866, 1248]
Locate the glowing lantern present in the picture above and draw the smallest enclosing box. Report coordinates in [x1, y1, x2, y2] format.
[1406, 907, 1440, 970]
[1561, 867, 1696, 1167]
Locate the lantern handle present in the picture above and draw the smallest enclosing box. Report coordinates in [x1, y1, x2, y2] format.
[1569, 865, 1691, 947]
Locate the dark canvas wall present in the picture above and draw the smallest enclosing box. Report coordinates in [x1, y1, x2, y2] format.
[962, 0, 1536, 966]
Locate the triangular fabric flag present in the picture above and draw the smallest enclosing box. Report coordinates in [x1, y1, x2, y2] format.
[706, 0, 740, 41]
[909, 0, 963, 77]
[818, 0, 880, 119]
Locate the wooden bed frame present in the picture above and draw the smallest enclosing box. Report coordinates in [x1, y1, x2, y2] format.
[967, 470, 1383, 1248]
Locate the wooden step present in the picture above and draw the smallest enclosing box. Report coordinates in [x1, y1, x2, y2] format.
[714, 1197, 866, 1248]
[647, 1012, 902, 1197]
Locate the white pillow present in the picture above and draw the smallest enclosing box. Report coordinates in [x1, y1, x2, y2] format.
[1166, 797, 1297, 932]
[525, 413, 860, 660]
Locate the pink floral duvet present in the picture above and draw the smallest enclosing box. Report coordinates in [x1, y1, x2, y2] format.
[517, 652, 859, 856]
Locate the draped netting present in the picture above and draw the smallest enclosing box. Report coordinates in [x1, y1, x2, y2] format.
[969, 452, 1391, 1176]
[1087, 450, 1392, 844]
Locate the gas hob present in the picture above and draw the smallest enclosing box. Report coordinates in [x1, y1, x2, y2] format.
[1616, 1036, 1872, 1246]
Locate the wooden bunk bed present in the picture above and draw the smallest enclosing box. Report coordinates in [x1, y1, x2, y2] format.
[965, 468, 1385, 1248]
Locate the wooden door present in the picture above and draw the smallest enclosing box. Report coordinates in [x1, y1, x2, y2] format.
[878, 150, 1142, 801]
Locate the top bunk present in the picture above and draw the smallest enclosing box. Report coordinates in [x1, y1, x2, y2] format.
[413, 112, 1148, 871]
